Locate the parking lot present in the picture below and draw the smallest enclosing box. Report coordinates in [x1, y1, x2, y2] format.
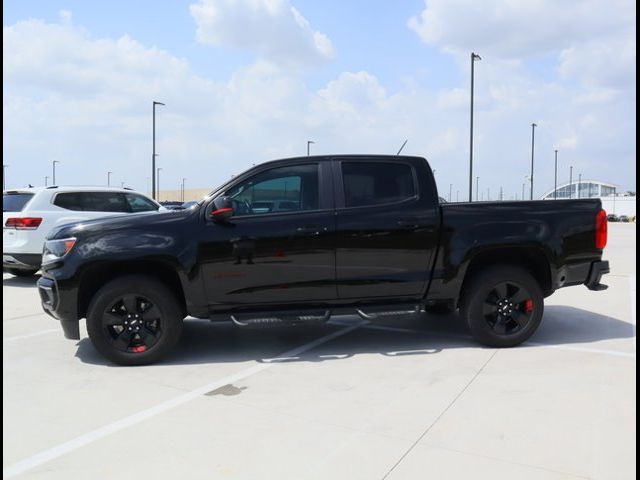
[3, 223, 636, 479]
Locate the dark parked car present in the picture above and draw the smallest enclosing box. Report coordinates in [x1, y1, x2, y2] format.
[607, 214, 619, 222]
[618, 215, 630, 223]
[38, 155, 609, 365]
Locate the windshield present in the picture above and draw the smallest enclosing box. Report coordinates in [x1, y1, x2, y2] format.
[3, 193, 34, 212]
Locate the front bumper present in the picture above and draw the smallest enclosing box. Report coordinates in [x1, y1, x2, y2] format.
[37, 276, 80, 339]
[585, 260, 610, 291]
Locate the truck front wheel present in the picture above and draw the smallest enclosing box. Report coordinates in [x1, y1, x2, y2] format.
[461, 266, 543, 348]
[86, 275, 184, 366]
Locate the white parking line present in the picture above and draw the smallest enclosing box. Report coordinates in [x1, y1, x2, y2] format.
[2, 322, 364, 479]
[3, 329, 59, 342]
[344, 322, 636, 360]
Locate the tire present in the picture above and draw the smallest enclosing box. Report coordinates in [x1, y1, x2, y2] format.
[6, 268, 39, 277]
[460, 265, 543, 348]
[424, 303, 455, 315]
[86, 275, 184, 366]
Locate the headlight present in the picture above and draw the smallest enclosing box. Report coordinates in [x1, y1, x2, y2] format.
[42, 237, 77, 265]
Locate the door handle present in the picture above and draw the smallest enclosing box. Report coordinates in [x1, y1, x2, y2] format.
[296, 226, 326, 236]
[397, 219, 420, 229]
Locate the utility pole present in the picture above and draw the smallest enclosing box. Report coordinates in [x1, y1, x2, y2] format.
[569, 167, 574, 198]
[469, 52, 481, 202]
[530, 123, 537, 200]
[152, 101, 165, 200]
[44, 175, 49, 187]
[181, 178, 186, 202]
[522, 183, 525, 200]
[107, 171, 112, 187]
[157, 167, 162, 202]
[476, 176, 479, 201]
[307, 140, 315, 156]
[449, 184, 453, 202]
[554, 149, 558, 200]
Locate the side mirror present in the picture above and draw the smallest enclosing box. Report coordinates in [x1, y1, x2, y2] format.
[210, 196, 234, 222]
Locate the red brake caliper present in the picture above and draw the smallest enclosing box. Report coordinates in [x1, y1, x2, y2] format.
[524, 299, 534, 313]
[130, 346, 147, 353]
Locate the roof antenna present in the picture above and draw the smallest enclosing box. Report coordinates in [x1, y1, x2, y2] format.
[396, 139, 408, 155]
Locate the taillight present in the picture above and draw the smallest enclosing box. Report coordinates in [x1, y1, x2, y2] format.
[595, 209, 607, 249]
[4, 217, 43, 230]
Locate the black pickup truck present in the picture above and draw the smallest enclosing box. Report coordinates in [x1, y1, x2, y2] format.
[37, 155, 610, 365]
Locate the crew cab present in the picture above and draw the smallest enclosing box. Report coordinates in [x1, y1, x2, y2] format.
[37, 155, 610, 365]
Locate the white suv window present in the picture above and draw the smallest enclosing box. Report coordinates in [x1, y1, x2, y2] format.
[54, 192, 130, 212]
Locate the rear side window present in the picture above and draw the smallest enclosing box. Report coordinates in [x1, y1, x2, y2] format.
[3, 193, 34, 212]
[125, 193, 159, 212]
[54, 192, 130, 212]
[342, 162, 416, 208]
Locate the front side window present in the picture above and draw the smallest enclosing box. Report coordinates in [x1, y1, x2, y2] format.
[342, 162, 416, 208]
[225, 164, 319, 216]
[125, 193, 159, 212]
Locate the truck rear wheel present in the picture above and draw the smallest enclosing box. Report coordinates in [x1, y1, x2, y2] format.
[461, 266, 543, 347]
[86, 275, 183, 365]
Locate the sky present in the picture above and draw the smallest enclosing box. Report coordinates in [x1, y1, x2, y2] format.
[3, 0, 636, 199]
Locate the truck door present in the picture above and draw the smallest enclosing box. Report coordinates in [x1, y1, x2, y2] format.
[333, 157, 440, 299]
[199, 161, 337, 306]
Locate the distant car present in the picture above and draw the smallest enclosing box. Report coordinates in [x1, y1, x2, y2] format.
[3, 186, 164, 276]
[607, 214, 619, 222]
[160, 201, 185, 211]
[618, 215, 630, 223]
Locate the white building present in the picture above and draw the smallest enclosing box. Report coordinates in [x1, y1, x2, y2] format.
[540, 180, 636, 216]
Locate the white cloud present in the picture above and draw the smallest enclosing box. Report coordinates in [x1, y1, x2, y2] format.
[408, 0, 634, 58]
[189, 0, 334, 68]
[2, 13, 636, 199]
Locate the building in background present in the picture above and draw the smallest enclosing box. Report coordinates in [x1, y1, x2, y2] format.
[540, 180, 636, 216]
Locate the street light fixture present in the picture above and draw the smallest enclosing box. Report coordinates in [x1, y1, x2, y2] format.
[152, 101, 165, 200]
[530, 123, 537, 200]
[107, 171, 112, 187]
[469, 52, 481, 202]
[44, 175, 49, 187]
[449, 183, 453, 202]
[307, 140, 315, 156]
[52, 160, 60, 185]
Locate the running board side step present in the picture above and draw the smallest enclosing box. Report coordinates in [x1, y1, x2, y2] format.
[356, 304, 424, 320]
[230, 310, 331, 327]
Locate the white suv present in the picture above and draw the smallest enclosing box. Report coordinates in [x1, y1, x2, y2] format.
[3, 186, 164, 276]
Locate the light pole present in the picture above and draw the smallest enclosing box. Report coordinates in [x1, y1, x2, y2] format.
[107, 171, 112, 187]
[456, 190, 459, 202]
[530, 123, 537, 200]
[500, 186, 503, 201]
[157, 167, 162, 202]
[568, 166, 575, 198]
[52, 160, 60, 185]
[449, 183, 453, 202]
[181, 178, 186, 202]
[44, 175, 49, 187]
[522, 183, 525, 200]
[578, 173, 582, 198]
[152, 101, 165, 200]
[121, 182, 125, 188]
[487, 188, 490, 201]
[3, 164, 8, 190]
[469, 52, 481, 202]
[307, 140, 315, 156]
[476, 176, 479, 201]
[554, 149, 558, 200]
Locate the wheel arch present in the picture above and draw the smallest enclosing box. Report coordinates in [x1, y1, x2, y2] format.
[77, 260, 187, 319]
[459, 247, 552, 307]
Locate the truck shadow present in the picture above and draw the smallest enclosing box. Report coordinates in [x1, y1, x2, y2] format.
[2, 274, 40, 288]
[74, 305, 635, 367]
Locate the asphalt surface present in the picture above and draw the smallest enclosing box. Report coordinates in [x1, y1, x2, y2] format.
[3, 223, 636, 479]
